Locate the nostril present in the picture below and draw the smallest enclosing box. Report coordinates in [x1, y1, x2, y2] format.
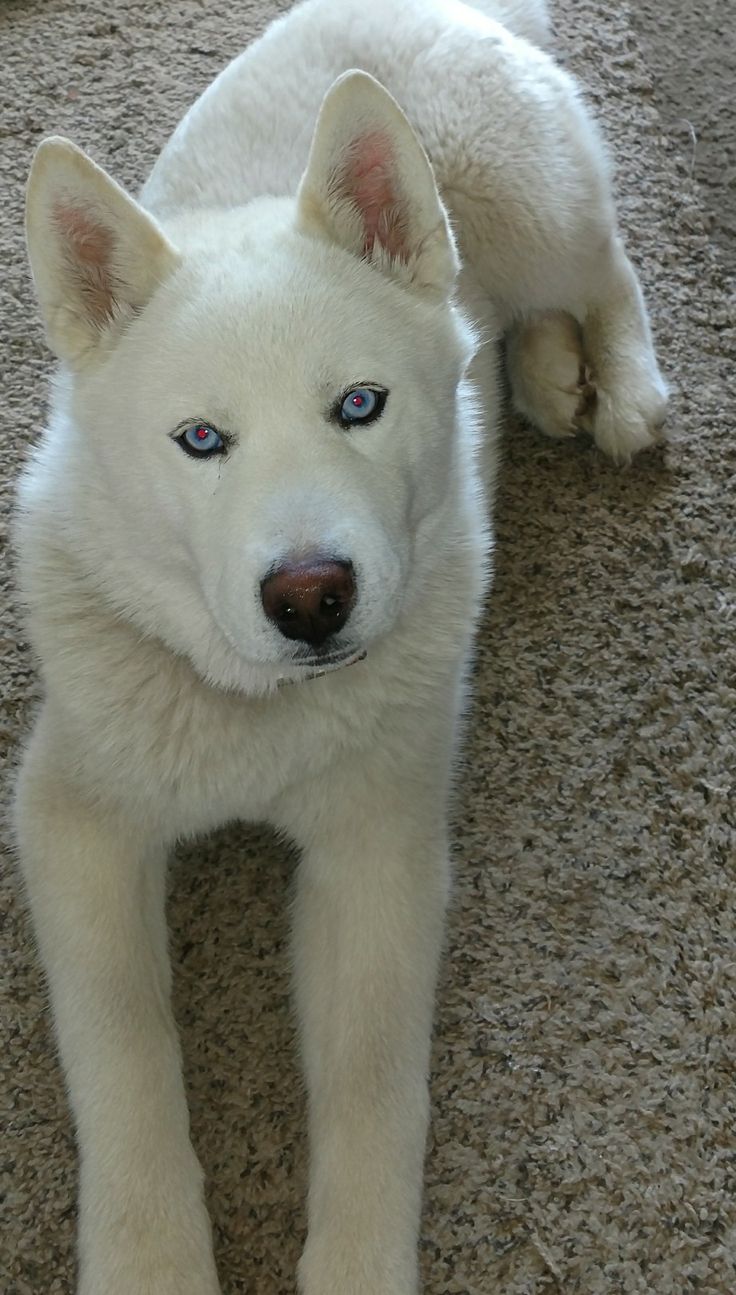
[321, 592, 345, 616]
[260, 556, 356, 646]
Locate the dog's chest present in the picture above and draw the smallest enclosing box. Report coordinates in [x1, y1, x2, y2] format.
[73, 648, 385, 838]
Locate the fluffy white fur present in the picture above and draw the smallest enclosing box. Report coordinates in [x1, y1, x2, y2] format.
[14, 2, 667, 1292]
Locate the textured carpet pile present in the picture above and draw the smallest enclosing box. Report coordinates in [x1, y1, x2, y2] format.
[1, 2, 734, 1293]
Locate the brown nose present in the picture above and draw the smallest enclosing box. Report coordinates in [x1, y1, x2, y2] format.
[260, 557, 356, 648]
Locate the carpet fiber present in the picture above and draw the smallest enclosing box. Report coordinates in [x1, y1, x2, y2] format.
[1, 2, 734, 1292]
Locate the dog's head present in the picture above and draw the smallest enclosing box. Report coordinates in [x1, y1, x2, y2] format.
[24, 72, 477, 695]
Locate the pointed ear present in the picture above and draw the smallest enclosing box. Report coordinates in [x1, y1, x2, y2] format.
[296, 71, 459, 298]
[26, 137, 180, 367]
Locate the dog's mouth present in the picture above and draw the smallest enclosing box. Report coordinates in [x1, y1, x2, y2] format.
[276, 646, 367, 686]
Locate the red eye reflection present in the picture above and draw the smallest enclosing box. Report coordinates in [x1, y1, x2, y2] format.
[176, 421, 225, 457]
[337, 386, 385, 427]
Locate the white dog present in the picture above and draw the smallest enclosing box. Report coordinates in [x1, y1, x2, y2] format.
[14, 1, 667, 1291]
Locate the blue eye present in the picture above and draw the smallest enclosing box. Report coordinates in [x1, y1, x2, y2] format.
[176, 422, 225, 458]
[337, 386, 387, 428]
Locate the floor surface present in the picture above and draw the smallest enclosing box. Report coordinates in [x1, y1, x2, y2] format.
[1, 2, 734, 1292]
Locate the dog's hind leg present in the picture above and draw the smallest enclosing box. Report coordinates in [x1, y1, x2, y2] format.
[412, 23, 667, 462]
[573, 233, 668, 463]
[14, 711, 220, 1295]
[505, 237, 668, 463]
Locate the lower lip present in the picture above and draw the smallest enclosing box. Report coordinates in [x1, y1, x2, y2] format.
[277, 649, 367, 686]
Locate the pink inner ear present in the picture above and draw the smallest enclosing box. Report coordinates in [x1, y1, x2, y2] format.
[53, 202, 118, 325]
[342, 130, 410, 261]
[53, 204, 113, 268]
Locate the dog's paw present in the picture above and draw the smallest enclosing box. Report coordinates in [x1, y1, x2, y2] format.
[520, 361, 598, 441]
[552, 360, 598, 439]
[507, 311, 595, 441]
[508, 310, 669, 464]
[578, 367, 668, 465]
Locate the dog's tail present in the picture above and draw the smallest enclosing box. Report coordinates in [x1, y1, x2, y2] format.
[464, 0, 551, 47]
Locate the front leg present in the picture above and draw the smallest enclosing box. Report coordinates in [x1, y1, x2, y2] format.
[277, 746, 452, 1295]
[13, 710, 220, 1295]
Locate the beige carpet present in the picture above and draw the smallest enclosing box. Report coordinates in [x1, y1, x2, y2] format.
[1, 2, 734, 1292]
[631, 0, 736, 281]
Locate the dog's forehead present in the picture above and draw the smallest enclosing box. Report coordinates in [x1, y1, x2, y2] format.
[174, 235, 425, 361]
[112, 208, 466, 430]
